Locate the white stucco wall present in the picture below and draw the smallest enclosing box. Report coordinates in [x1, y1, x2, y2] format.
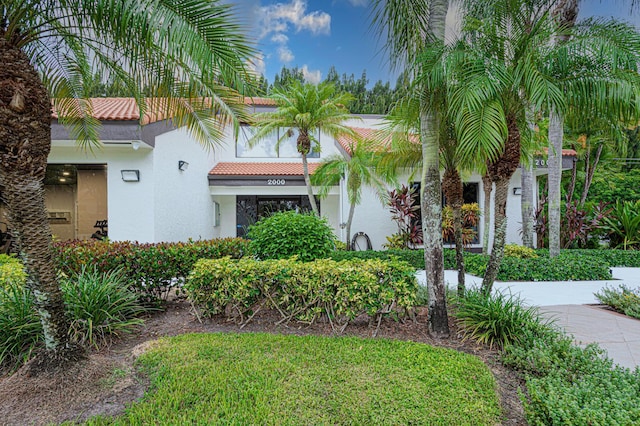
[48, 143, 157, 242]
[152, 129, 217, 242]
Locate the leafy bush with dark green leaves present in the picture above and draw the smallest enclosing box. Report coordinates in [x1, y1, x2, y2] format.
[53, 238, 250, 303]
[464, 252, 611, 281]
[595, 285, 640, 319]
[247, 211, 336, 262]
[329, 249, 437, 269]
[186, 257, 417, 328]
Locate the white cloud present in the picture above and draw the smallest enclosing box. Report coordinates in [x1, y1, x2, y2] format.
[271, 33, 289, 44]
[301, 65, 322, 84]
[248, 52, 266, 76]
[278, 46, 295, 63]
[258, 0, 331, 39]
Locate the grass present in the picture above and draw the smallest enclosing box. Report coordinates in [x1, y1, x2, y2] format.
[85, 333, 501, 425]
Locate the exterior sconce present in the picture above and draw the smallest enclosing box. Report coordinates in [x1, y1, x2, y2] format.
[513, 187, 522, 196]
[121, 170, 140, 182]
[131, 141, 141, 150]
[178, 160, 189, 171]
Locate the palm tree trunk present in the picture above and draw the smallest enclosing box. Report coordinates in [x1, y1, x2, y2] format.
[521, 162, 535, 248]
[481, 172, 493, 254]
[420, 107, 449, 338]
[580, 143, 603, 206]
[482, 114, 522, 294]
[345, 201, 355, 250]
[443, 168, 465, 297]
[301, 153, 319, 216]
[548, 109, 563, 258]
[482, 177, 509, 294]
[0, 40, 78, 369]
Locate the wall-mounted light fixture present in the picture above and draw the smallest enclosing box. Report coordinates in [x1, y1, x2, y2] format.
[178, 160, 189, 171]
[513, 187, 522, 196]
[121, 169, 140, 182]
[131, 141, 141, 150]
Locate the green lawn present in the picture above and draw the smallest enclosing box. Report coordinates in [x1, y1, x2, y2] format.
[86, 333, 501, 425]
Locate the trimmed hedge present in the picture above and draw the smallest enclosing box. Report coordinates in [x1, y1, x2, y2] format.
[332, 249, 614, 281]
[331, 249, 459, 270]
[185, 257, 418, 329]
[53, 238, 250, 302]
[464, 253, 612, 281]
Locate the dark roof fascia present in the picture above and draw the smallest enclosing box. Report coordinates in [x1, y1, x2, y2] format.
[50, 119, 175, 147]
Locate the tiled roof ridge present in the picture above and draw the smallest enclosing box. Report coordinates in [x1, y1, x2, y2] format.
[209, 161, 320, 176]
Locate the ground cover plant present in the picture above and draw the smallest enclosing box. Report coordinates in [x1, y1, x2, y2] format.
[595, 285, 640, 319]
[83, 333, 502, 425]
[454, 289, 640, 425]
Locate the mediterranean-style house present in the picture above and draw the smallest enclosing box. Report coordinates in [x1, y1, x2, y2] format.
[44, 97, 576, 250]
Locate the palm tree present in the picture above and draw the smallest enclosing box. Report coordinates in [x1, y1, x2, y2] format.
[547, 0, 640, 257]
[454, 0, 565, 293]
[312, 136, 391, 250]
[371, 0, 451, 338]
[0, 0, 255, 368]
[249, 81, 356, 217]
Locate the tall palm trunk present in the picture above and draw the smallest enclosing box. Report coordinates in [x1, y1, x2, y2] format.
[418, 0, 450, 338]
[521, 162, 535, 248]
[301, 153, 319, 216]
[421, 106, 449, 337]
[548, 0, 579, 257]
[345, 200, 356, 250]
[548, 109, 563, 257]
[0, 40, 77, 365]
[443, 168, 465, 297]
[481, 172, 493, 254]
[482, 114, 522, 294]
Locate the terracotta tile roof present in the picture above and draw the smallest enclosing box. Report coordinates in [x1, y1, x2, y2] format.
[51, 97, 276, 124]
[541, 147, 578, 156]
[209, 162, 320, 176]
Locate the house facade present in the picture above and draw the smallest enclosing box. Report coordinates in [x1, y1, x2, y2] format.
[45, 98, 575, 250]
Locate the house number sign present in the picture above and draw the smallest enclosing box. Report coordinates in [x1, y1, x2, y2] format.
[267, 179, 286, 185]
[534, 158, 548, 168]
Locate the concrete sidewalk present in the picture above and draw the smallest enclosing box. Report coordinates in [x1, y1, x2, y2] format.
[416, 267, 640, 369]
[539, 305, 640, 370]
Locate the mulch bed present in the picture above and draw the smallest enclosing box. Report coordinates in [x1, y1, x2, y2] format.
[0, 300, 527, 425]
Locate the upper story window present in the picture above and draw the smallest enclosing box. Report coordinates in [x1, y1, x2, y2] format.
[236, 125, 320, 158]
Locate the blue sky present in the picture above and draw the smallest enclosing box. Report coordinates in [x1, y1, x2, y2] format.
[234, 0, 640, 88]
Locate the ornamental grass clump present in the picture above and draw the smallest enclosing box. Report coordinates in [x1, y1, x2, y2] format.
[247, 211, 335, 262]
[595, 285, 640, 319]
[453, 288, 547, 349]
[62, 266, 149, 348]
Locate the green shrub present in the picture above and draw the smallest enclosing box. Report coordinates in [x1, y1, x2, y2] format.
[61, 266, 149, 347]
[0, 254, 26, 290]
[464, 252, 611, 281]
[453, 289, 548, 349]
[330, 249, 429, 269]
[53, 238, 250, 303]
[0, 281, 42, 370]
[503, 244, 538, 259]
[247, 211, 335, 262]
[186, 257, 417, 328]
[595, 285, 640, 319]
[601, 200, 640, 250]
[502, 321, 640, 425]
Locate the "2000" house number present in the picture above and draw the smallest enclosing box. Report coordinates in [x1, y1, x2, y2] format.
[267, 179, 286, 185]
